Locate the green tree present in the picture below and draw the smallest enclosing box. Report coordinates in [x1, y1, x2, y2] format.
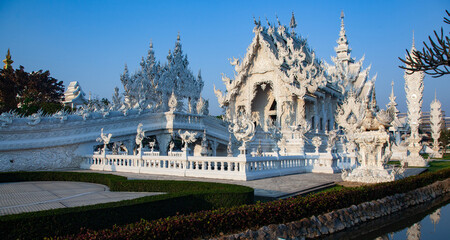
[0, 63, 65, 115]
[399, 10, 450, 77]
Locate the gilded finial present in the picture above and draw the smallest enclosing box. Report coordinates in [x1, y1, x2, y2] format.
[3, 49, 13, 70]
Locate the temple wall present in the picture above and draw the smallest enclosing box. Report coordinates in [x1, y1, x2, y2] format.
[0, 111, 229, 171]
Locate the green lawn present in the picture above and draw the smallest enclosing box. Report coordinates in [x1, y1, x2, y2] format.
[427, 160, 450, 172]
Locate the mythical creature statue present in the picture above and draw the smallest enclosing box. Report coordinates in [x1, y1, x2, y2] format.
[178, 130, 198, 150]
[96, 128, 112, 154]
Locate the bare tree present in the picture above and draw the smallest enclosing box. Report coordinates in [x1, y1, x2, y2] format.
[399, 10, 450, 78]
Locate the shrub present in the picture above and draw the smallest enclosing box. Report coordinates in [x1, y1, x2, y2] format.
[62, 168, 450, 240]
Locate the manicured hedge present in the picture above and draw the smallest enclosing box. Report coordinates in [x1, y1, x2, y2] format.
[0, 171, 253, 240]
[61, 168, 450, 240]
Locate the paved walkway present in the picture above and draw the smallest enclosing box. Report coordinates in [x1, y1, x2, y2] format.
[0, 181, 162, 216]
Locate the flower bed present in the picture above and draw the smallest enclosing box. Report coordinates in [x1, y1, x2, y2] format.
[60, 168, 450, 240]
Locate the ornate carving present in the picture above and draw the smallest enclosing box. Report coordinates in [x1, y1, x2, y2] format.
[168, 91, 177, 112]
[178, 130, 198, 151]
[27, 111, 42, 126]
[312, 136, 322, 154]
[200, 129, 208, 156]
[96, 128, 112, 154]
[404, 38, 426, 166]
[0, 112, 14, 128]
[229, 111, 255, 155]
[430, 95, 443, 158]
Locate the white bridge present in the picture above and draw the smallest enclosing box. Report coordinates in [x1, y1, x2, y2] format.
[0, 110, 230, 172]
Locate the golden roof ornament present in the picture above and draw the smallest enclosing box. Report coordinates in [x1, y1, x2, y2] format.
[3, 49, 13, 70]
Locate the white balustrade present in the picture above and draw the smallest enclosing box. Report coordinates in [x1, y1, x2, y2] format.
[81, 151, 351, 181]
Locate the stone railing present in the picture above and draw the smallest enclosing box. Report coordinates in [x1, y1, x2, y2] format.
[81, 152, 345, 181]
[142, 151, 160, 156]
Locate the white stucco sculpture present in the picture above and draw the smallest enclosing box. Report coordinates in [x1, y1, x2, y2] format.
[135, 123, 146, 155]
[229, 110, 255, 156]
[96, 128, 112, 155]
[178, 130, 198, 155]
[404, 35, 427, 167]
[430, 93, 443, 158]
[337, 93, 403, 183]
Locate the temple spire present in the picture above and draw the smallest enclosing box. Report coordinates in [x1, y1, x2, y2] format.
[290, 12, 297, 34]
[335, 11, 352, 62]
[3, 49, 13, 70]
[388, 81, 399, 112]
[412, 30, 415, 50]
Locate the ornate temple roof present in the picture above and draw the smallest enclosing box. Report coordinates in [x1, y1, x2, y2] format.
[215, 13, 343, 108]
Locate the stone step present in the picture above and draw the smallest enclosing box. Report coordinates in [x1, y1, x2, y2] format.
[277, 182, 336, 199]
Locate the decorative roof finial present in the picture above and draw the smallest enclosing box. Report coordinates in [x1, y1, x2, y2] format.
[3, 49, 13, 70]
[276, 14, 281, 26]
[412, 30, 415, 50]
[149, 39, 153, 49]
[177, 32, 181, 42]
[390, 81, 396, 103]
[434, 88, 437, 101]
[335, 11, 352, 62]
[340, 11, 346, 36]
[290, 11, 297, 34]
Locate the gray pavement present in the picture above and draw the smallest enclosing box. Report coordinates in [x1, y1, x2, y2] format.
[0, 181, 162, 216]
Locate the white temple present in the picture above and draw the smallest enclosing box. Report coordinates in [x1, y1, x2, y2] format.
[214, 12, 376, 155]
[0, 12, 441, 183]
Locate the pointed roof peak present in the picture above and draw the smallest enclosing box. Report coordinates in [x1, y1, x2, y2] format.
[290, 11, 297, 34]
[177, 32, 181, 41]
[3, 48, 14, 70]
[390, 81, 395, 98]
[149, 39, 153, 49]
[411, 30, 416, 50]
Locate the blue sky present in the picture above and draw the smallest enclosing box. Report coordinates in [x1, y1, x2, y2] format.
[1, 0, 449, 116]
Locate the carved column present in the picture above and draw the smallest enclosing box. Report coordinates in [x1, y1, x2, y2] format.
[211, 140, 219, 156]
[156, 133, 172, 156]
[314, 98, 320, 132]
[296, 97, 306, 126]
[123, 137, 135, 155]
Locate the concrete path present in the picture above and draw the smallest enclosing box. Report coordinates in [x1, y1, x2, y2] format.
[0, 181, 162, 216]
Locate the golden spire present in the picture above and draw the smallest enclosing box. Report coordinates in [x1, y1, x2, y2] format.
[3, 49, 14, 70]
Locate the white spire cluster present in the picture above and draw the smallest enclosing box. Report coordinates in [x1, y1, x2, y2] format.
[324, 11, 376, 102]
[117, 34, 204, 112]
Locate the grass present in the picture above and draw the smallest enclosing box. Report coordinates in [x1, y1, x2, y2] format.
[427, 160, 450, 172]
